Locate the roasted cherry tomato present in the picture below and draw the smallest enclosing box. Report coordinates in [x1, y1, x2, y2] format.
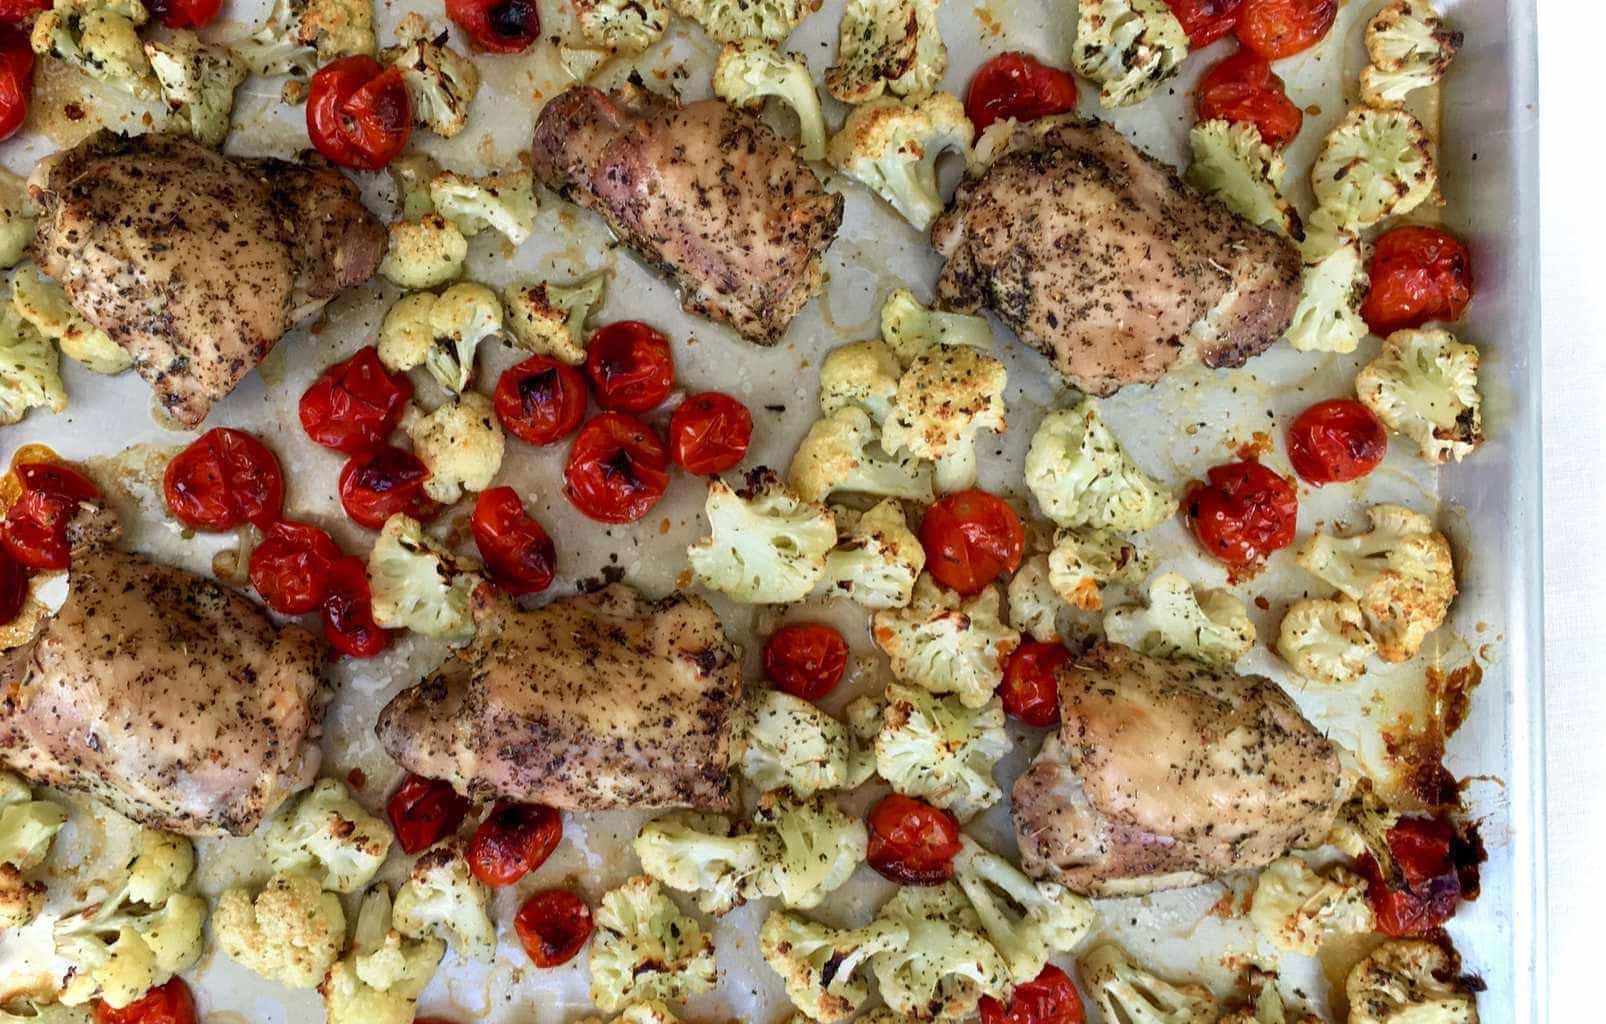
[1234, 0, 1336, 59]
[471, 487, 556, 597]
[669, 391, 753, 475]
[145, 0, 220, 29]
[1358, 815, 1476, 936]
[248, 519, 343, 615]
[338, 445, 440, 530]
[515, 889, 594, 967]
[1, 461, 101, 571]
[0, 547, 26, 627]
[0, 26, 33, 141]
[387, 773, 472, 854]
[585, 322, 676, 414]
[306, 55, 412, 171]
[447, 0, 541, 53]
[321, 554, 390, 658]
[1195, 48, 1303, 146]
[919, 489, 1025, 596]
[0, 0, 48, 21]
[1361, 225, 1474, 336]
[1165, 0, 1243, 47]
[867, 793, 963, 885]
[999, 642, 1066, 727]
[468, 802, 563, 886]
[93, 978, 197, 1024]
[964, 52, 1079, 133]
[164, 428, 285, 532]
[1184, 460, 1297, 568]
[1286, 399, 1387, 485]
[300, 346, 414, 455]
[563, 413, 670, 524]
[763, 623, 849, 701]
[980, 965, 1085, 1024]
[495, 356, 588, 447]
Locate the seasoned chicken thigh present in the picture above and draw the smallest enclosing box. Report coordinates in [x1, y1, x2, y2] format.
[30, 131, 387, 426]
[1012, 643, 1342, 896]
[377, 583, 744, 810]
[531, 84, 843, 343]
[932, 118, 1301, 395]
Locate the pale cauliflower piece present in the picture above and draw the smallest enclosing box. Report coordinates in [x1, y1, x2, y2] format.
[1024, 400, 1177, 532]
[381, 281, 503, 396]
[145, 34, 247, 147]
[747, 790, 867, 910]
[827, 92, 974, 232]
[574, 0, 669, 56]
[869, 882, 1011, 1021]
[368, 514, 480, 643]
[265, 778, 393, 893]
[1007, 555, 1062, 642]
[391, 839, 495, 963]
[213, 873, 344, 990]
[790, 407, 935, 503]
[738, 688, 853, 797]
[714, 43, 828, 161]
[54, 857, 203, 1008]
[379, 215, 468, 290]
[378, 292, 437, 375]
[1360, 0, 1462, 109]
[390, 153, 441, 220]
[0, 303, 67, 426]
[430, 169, 536, 245]
[1276, 597, 1377, 684]
[879, 288, 994, 368]
[31, 0, 153, 97]
[237, 0, 375, 75]
[951, 836, 1096, 984]
[667, 0, 820, 43]
[634, 812, 768, 915]
[0, 772, 67, 928]
[819, 498, 926, 609]
[1218, 969, 1322, 1024]
[504, 274, 608, 364]
[1186, 120, 1300, 239]
[1310, 107, 1437, 233]
[880, 344, 1006, 493]
[1285, 236, 1369, 354]
[1356, 328, 1484, 463]
[1346, 939, 1479, 1024]
[11, 264, 130, 374]
[382, 14, 480, 138]
[872, 574, 1020, 709]
[1079, 943, 1219, 1024]
[1104, 572, 1255, 669]
[818, 339, 902, 423]
[872, 684, 1010, 821]
[406, 391, 506, 504]
[687, 470, 837, 604]
[0, 170, 33, 270]
[1248, 857, 1374, 956]
[589, 875, 717, 1012]
[759, 911, 909, 1023]
[321, 885, 445, 1024]
[1047, 527, 1144, 613]
[1073, 0, 1187, 108]
[824, 0, 945, 104]
[0, 1004, 90, 1023]
[1295, 503, 1455, 663]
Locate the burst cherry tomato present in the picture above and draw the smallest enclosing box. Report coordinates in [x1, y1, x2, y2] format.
[867, 793, 962, 885]
[1361, 225, 1474, 336]
[515, 889, 594, 967]
[0, 547, 26, 627]
[585, 322, 675, 414]
[145, 0, 220, 29]
[669, 392, 753, 475]
[1165, 0, 1244, 46]
[1195, 48, 1303, 146]
[471, 487, 556, 596]
[763, 623, 849, 701]
[563, 413, 670, 524]
[0, 26, 33, 141]
[495, 356, 588, 447]
[964, 52, 1079, 133]
[1357, 815, 1475, 936]
[1286, 399, 1387, 485]
[387, 773, 472, 855]
[321, 554, 390, 658]
[163, 428, 285, 532]
[1234, 0, 1337, 60]
[919, 489, 1024, 596]
[306, 56, 412, 171]
[447, 0, 541, 53]
[338, 445, 440, 529]
[300, 346, 414, 455]
[467, 802, 562, 886]
[1, 461, 100, 571]
[248, 519, 342, 615]
[980, 965, 1085, 1024]
[1184, 460, 1297, 568]
[999, 642, 1066, 727]
[93, 978, 197, 1024]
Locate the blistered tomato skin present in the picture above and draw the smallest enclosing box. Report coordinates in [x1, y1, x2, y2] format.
[763, 623, 849, 701]
[1235, 0, 1337, 59]
[1164, 0, 1245, 47]
[299, 346, 414, 454]
[0, 26, 34, 141]
[0, 0, 47, 21]
[964, 52, 1079, 132]
[321, 554, 390, 658]
[979, 965, 1086, 1024]
[468, 803, 563, 886]
[1362, 225, 1474, 336]
[1195, 48, 1303, 146]
[919, 489, 1025, 596]
[248, 520, 343, 615]
[1359, 815, 1479, 936]
[1185, 460, 1298, 568]
[1287, 399, 1387, 485]
[93, 978, 197, 1024]
[866, 793, 963, 885]
[563, 413, 670, 524]
[163, 428, 286, 532]
[1, 462, 102, 571]
[146, 0, 221, 29]
[472, 487, 557, 596]
[338, 445, 441, 530]
[495, 356, 589, 447]
[515, 889, 594, 967]
[387, 773, 472, 855]
[999, 642, 1066, 727]
[585, 322, 676, 414]
[669, 392, 753, 475]
[447, 0, 541, 52]
[307, 56, 413, 170]
[0, 548, 26, 627]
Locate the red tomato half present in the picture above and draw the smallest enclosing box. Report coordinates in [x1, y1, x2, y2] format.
[0, 26, 34, 141]
[563, 414, 670, 524]
[321, 554, 390, 658]
[999, 642, 1066, 727]
[515, 889, 594, 967]
[338, 446, 440, 530]
[471, 487, 556, 597]
[1287, 399, 1387, 485]
[0, 548, 26, 627]
[763, 623, 849, 701]
[300, 346, 414, 455]
[1164, 0, 1244, 47]
[494, 356, 588, 447]
[387, 773, 472, 855]
[0, 0, 48, 21]
[1195, 48, 1303, 146]
[146, 0, 220, 29]
[93, 978, 197, 1024]
[980, 966, 1086, 1024]
[1361, 225, 1474, 336]
[669, 392, 753, 476]
[447, 0, 541, 53]
[866, 793, 962, 885]
[1358, 815, 1469, 936]
[306, 56, 412, 171]
[467, 802, 563, 886]
[249, 519, 343, 615]
[919, 489, 1025, 596]
[1184, 460, 1297, 568]
[585, 322, 675, 413]
[164, 428, 285, 532]
[1, 461, 101, 571]
[964, 52, 1079, 133]
[1235, 0, 1337, 59]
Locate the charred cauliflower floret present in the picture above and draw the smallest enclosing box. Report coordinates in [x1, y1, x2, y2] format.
[366, 513, 481, 643]
[951, 836, 1096, 984]
[574, 0, 669, 56]
[380, 214, 468, 290]
[1103, 571, 1255, 669]
[320, 885, 445, 1024]
[237, 0, 376, 75]
[790, 407, 935, 503]
[879, 288, 994, 367]
[1360, 0, 1462, 109]
[880, 344, 1006, 493]
[215, 872, 341, 990]
[382, 14, 480, 138]
[405, 391, 505, 504]
[1186, 119, 1301, 239]
[827, 92, 974, 231]
[634, 812, 768, 915]
[264, 778, 394, 893]
[760, 911, 909, 1023]
[869, 882, 1011, 1021]
[818, 339, 902, 423]
[1047, 527, 1145, 613]
[1024, 401, 1176, 532]
[1310, 107, 1437, 233]
[1079, 942, 1219, 1024]
[11, 264, 129, 375]
[1346, 939, 1480, 1024]
[430, 168, 537, 244]
[1285, 235, 1369, 354]
[819, 498, 926, 609]
[871, 683, 1010, 821]
[589, 875, 717, 1012]
[1073, 0, 1187, 108]
[824, 0, 945, 105]
[144, 34, 247, 147]
[1248, 857, 1374, 955]
[0, 170, 34, 270]
[1356, 328, 1484, 463]
[737, 688, 855, 797]
[0, 303, 67, 426]
[0, 771, 67, 928]
[687, 470, 837, 604]
[1276, 596, 1377, 684]
[668, 0, 820, 43]
[392, 839, 495, 962]
[504, 274, 607, 364]
[714, 43, 828, 161]
[746, 790, 866, 910]
[31, 0, 154, 97]
[872, 574, 1020, 709]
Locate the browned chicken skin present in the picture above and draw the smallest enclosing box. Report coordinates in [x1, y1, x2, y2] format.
[377, 583, 743, 810]
[531, 84, 843, 343]
[1012, 643, 1342, 896]
[30, 132, 387, 427]
[932, 119, 1301, 396]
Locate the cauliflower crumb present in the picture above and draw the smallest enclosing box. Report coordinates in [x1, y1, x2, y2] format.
[1046, 527, 1145, 613]
[503, 274, 608, 365]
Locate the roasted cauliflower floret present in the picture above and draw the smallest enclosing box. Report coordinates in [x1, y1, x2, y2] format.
[504, 274, 607, 364]
[379, 281, 502, 395]
[1310, 107, 1437, 233]
[1285, 236, 1369, 354]
[145, 34, 247, 147]
[1007, 555, 1062, 642]
[430, 168, 536, 245]
[869, 882, 1011, 1021]
[871, 684, 1010, 821]
[320, 885, 445, 1024]
[1186, 120, 1300, 239]
[215, 872, 341, 990]
[390, 153, 441, 220]
[1024, 400, 1176, 532]
[1248, 857, 1374, 956]
[574, 0, 669, 56]
[0, 170, 34, 270]
[827, 92, 974, 231]
[738, 688, 854, 797]
[687, 470, 837, 604]
[0, 303, 67, 426]
[747, 790, 867, 910]
[1276, 597, 1377, 684]
[1073, 0, 1187, 108]
[1360, 0, 1462, 109]
[824, 0, 945, 104]
[0, 771, 68, 928]
[590, 875, 717, 1012]
[1346, 939, 1480, 1024]
[237, 0, 376, 75]
[405, 391, 506, 504]
[760, 911, 909, 1023]
[1356, 328, 1484, 463]
[1104, 571, 1255, 669]
[382, 14, 480, 138]
[392, 839, 495, 962]
[1218, 968, 1322, 1024]
[818, 339, 902, 423]
[879, 288, 994, 367]
[1079, 943, 1219, 1024]
[820, 498, 926, 609]
[951, 836, 1096, 984]
[367, 512, 481, 643]
[265, 778, 394, 893]
[1047, 527, 1144, 613]
[872, 574, 1020, 708]
[714, 43, 827, 161]
[634, 812, 768, 915]
[379, 214, 468, 290]
[1295, 503, 1455, 663]
[790, 407, 935, 503]
[31, 0, 153, 97]
[11, 264, 129, 375]
[880, 344, 1006, 493]
[668, 0, 820, 43]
